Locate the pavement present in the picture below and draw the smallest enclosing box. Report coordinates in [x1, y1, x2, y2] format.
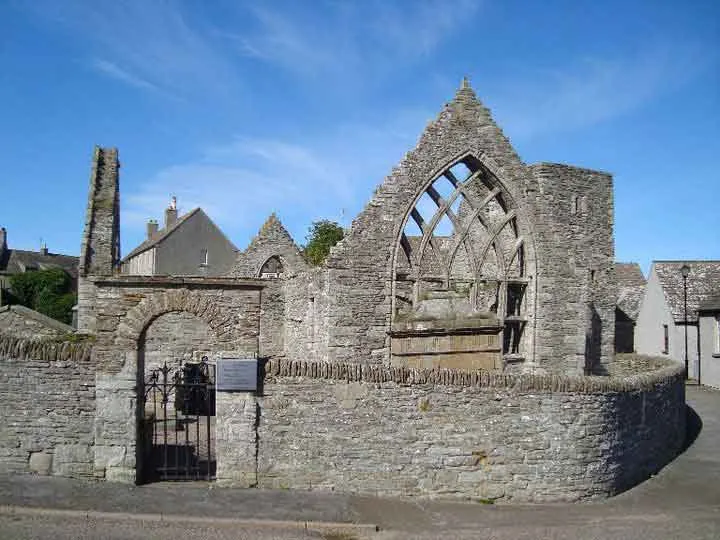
[1, 384, 719, 539]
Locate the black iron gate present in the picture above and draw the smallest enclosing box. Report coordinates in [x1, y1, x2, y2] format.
[139, 358, 216, 482]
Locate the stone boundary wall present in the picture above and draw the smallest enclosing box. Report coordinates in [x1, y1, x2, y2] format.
[0, 337, 95, 478]
[256, 354, 685, 501]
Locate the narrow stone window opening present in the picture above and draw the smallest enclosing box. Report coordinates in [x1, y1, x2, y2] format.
[572, 196, 580, 215]
[200, 248, 208, 266]
[663, 324, 669, 354]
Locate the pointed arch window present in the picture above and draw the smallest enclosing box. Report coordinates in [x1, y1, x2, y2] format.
[393, 155, 530, 356]
[259, 255, 284, 278]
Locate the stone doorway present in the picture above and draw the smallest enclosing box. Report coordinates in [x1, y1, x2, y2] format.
[137, 311, 219, 482]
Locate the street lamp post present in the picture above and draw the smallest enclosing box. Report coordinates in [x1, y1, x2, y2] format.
[681, 264, 691, 380]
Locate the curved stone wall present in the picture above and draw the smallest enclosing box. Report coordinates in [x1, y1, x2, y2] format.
[257, 355, 685, 502]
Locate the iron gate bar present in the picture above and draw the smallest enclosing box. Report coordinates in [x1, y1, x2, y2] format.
[141, 359, 216, 482]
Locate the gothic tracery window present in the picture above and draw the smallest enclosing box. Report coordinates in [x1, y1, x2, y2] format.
[393, 156, 530, 356]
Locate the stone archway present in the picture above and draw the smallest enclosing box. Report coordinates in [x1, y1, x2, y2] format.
[138, 309, 219, 482]
[115, 289, 236, 352]
[89, 278, 263, 483]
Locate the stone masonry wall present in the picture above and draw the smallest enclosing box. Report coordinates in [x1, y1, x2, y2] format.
[259, 279, 284, 358]
[309, 83, 614, 374]
[0, 337, 95, 478]
[250, 355, 684, 502]
[78, 147, 121, 333]
[528, 164, 615, 374]
[318, 85, 533, 366]
[229, 214, 308, 278]
[142, 311, 219, 373]
[89, 277, 263, 482]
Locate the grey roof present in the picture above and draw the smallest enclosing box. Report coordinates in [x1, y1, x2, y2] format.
[0, 249, 78, 278]
[699, 291, 720, 312]
[615, 262, 646, 320]
[0, 304, 73, 333]
[654, 261, 720, 322]
[122, 208, 202, 261]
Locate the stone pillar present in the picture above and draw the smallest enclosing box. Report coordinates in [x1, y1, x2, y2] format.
[215, 392, 258, 486]
[77, 147, 121, 333]
[93, 352, 137, 483]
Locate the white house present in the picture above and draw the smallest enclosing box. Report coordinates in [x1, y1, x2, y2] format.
[635, 260, 720, 380]
[698, 293, 720, 389]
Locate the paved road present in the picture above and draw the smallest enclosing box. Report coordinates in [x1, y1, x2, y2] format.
[0, 385, 718, 539]
[0, 513, 327, 540]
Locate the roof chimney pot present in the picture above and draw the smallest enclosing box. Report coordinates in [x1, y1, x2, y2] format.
[165, 196, 178, 229]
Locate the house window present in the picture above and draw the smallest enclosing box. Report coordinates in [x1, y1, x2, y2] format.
[662, 324, 669, 354]
[715, 316, 720, 354]
[200, 249, 208, 266]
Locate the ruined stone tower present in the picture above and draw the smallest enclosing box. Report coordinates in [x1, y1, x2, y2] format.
[77, 146, 121, 332]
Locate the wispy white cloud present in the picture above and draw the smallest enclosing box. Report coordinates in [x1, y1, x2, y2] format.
[232, 0, 483, 78]
[24, 0, 241, 98]
[122, 109, 432, 250]
[491, 43, 713, 140]
[91, 59, 158, 92]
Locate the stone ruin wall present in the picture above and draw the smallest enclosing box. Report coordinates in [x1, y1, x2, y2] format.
[77, 147, 121, 334]
[275, 86, 616, 375]
[228, 214, 309, 279]
[0, 306, 72, 340]
[527, 163, 615, 374]
[88, 279, 262, 481]
[0, 328, 685, 503]
[255, 354, 684, 501]
[0, 337, 95, 478]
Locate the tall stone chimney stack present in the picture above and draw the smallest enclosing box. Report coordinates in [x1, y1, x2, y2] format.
[165, 196, 178, 229]
[0, 227, 6, 256]
[147, 219, 159, 240]
[77, 146, 121, 333]
[40, 241, 48, 256]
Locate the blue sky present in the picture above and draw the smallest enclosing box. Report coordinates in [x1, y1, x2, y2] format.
[1, 0, 718, 274]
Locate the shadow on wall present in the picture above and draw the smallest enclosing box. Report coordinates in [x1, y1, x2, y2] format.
[681, 405, 703, 454]
[585, 302, 603, 374]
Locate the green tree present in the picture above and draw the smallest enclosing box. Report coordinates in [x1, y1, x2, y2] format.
[9, 267, 75, 324]
[303, 220, 344, 266]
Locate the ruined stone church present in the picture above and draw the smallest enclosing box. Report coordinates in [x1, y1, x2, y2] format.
[0, 80, 683, 502]
[79, 80, 616, 377]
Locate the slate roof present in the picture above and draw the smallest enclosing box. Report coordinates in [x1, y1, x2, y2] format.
[654, 261, 720, 322]
[0, 248, 78, 278]
[698, 291, 720, 313]
[615, 262, 646, 320]
[122, 208, 202, 261]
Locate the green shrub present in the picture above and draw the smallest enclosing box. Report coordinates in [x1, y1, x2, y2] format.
[303, 220, 344, 266]
[9, 268, 75, 324]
